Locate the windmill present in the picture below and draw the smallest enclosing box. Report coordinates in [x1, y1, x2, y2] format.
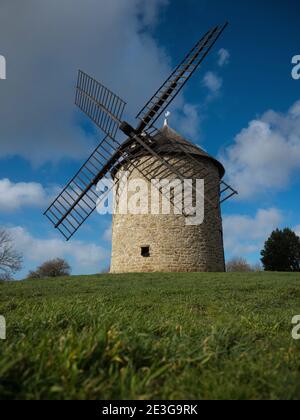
[44, 23, 237, 273]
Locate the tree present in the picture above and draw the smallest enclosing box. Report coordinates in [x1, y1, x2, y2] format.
[27, 258, 71, 279]
[226, 257, 252, 272]
[26, 270, 41, 280]
[261, 228, 300, 272]
[0, 228, 22, 280]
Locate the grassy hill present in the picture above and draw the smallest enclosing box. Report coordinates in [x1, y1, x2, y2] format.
[0, 272, 300, 400]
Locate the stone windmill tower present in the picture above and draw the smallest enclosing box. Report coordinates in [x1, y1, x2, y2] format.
[110, 118, 227, 273]
[45, 23, 237, 273]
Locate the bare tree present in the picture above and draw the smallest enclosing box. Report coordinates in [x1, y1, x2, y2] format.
[252, 262, 263, 272]
[0, 228, 22, 280]
[226, 257, 253, 273]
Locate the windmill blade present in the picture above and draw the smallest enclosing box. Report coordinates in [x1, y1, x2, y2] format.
[44, 133, 154, 240]
[136, 23, 228, 132]
[220, 181, 238, 204]
[145, 127, 238, 205]
[75, 70, 127, 139]
[124, 127, 218, 211]
[44, 135, 125, 240]
[136, 126, 237, 209]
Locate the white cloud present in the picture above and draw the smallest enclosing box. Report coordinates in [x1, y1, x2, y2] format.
[140, 0, 169, 26]
[0, 178, 57, 212]
[202, 71, 223, 95]
[220, 100, 300, 199]
[0, 0, 189, 165]
[175, 104, 201, 140]
[102, 225, 112, 242]
[294, 225, 300, 237]
[223, 208, 282, 257]
[8, 226, 110, 276]
[218, 48, 230, 67]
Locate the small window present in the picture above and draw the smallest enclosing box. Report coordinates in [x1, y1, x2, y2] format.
[141, 246, 150, 258]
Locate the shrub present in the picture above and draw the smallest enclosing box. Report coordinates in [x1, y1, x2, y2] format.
[27, 258, 71, 279]
[226, 257, 252, 273]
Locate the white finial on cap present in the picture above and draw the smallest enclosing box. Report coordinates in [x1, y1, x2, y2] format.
[164, 111, 171, 127]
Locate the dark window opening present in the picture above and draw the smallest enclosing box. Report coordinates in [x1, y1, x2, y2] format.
[141, 246, 150, 258]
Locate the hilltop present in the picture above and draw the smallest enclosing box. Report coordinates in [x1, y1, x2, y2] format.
[0, 272, 300, 400]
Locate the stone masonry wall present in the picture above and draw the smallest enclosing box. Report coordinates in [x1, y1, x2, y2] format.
[110, 154, 225, 273]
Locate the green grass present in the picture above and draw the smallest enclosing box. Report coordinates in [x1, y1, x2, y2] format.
[0, 272, 300, 400]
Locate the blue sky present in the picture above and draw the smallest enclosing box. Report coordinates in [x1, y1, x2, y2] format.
[0, 0, 300, 278]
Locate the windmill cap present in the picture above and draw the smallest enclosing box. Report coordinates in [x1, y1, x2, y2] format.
[152, 125, 225, 178]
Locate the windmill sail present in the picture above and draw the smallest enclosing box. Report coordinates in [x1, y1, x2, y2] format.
[44, 135, 124, 240]
[220, 181, 238, 203]
[75, 70, 126, 139]
[45, 23, 236, 241]
[44, 134, 154, 240]
[142, 126, 237, 207]
[136, 23, 228, 132]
